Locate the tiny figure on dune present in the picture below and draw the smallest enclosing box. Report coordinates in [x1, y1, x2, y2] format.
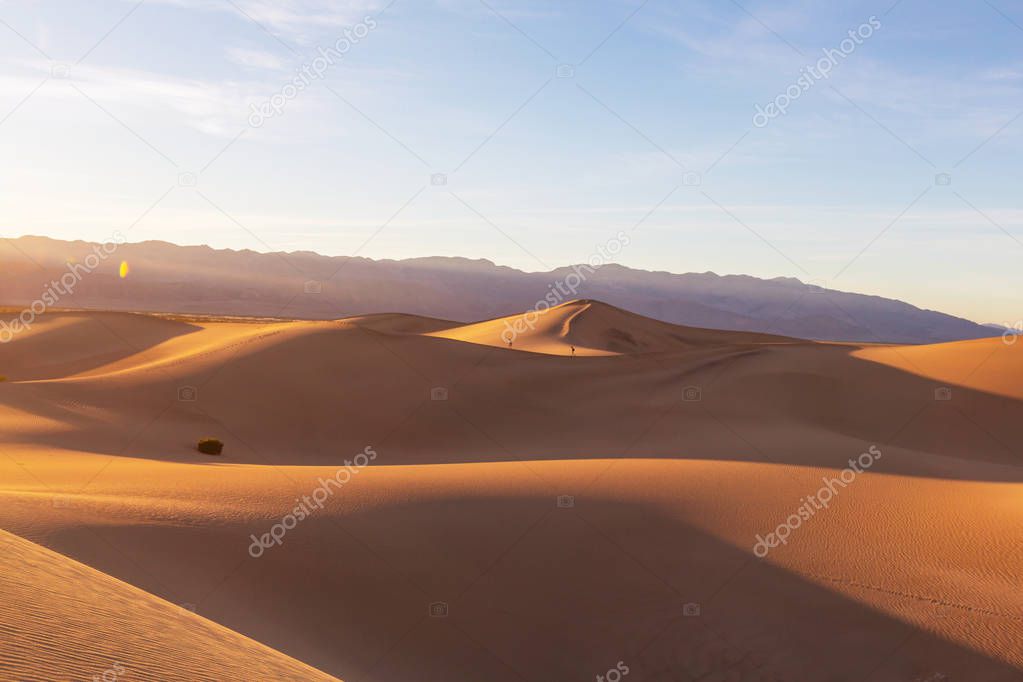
[570, 345, 576, 356]
[507, 339, 513, 348]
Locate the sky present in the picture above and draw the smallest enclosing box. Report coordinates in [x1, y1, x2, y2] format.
[0, 0, 1021, 324]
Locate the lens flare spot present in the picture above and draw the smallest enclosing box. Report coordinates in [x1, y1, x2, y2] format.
[119, 261, 130, 279]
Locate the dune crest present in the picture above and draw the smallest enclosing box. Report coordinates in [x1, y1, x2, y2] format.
[428, 299, 795, 355]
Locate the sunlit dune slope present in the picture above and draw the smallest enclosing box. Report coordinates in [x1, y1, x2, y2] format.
[0, 528, 339, 682]
[0, 310, 199, 380]
[428, 299, 795, 355]
[855, 336, 1023, 400]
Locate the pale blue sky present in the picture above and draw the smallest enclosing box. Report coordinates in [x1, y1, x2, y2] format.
[1, 0, 1021, 323]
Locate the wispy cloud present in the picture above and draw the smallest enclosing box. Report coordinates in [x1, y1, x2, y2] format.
[146, 0, 383, 37]
[5, 60, 259, 137]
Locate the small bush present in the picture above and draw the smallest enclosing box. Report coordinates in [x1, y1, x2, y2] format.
[197, 438, 224, 455]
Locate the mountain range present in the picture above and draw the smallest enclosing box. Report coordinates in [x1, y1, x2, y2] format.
[0, 235, 997, 344]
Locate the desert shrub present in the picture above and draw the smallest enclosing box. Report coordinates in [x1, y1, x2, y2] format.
[197, 438, 224, 455]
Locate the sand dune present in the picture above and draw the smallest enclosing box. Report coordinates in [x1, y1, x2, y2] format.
[0, 528, 338, 681]
[856, 337, 1023, 400]
[428, 299, 793, 355]
[1, 301, 1022, 681]
[0, 310, 199, 381]
[3, 453, 1020, 681]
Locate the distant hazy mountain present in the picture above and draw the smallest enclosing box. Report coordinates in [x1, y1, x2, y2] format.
[984, 323, 1021, 336]
[0, 235, 997, 344]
